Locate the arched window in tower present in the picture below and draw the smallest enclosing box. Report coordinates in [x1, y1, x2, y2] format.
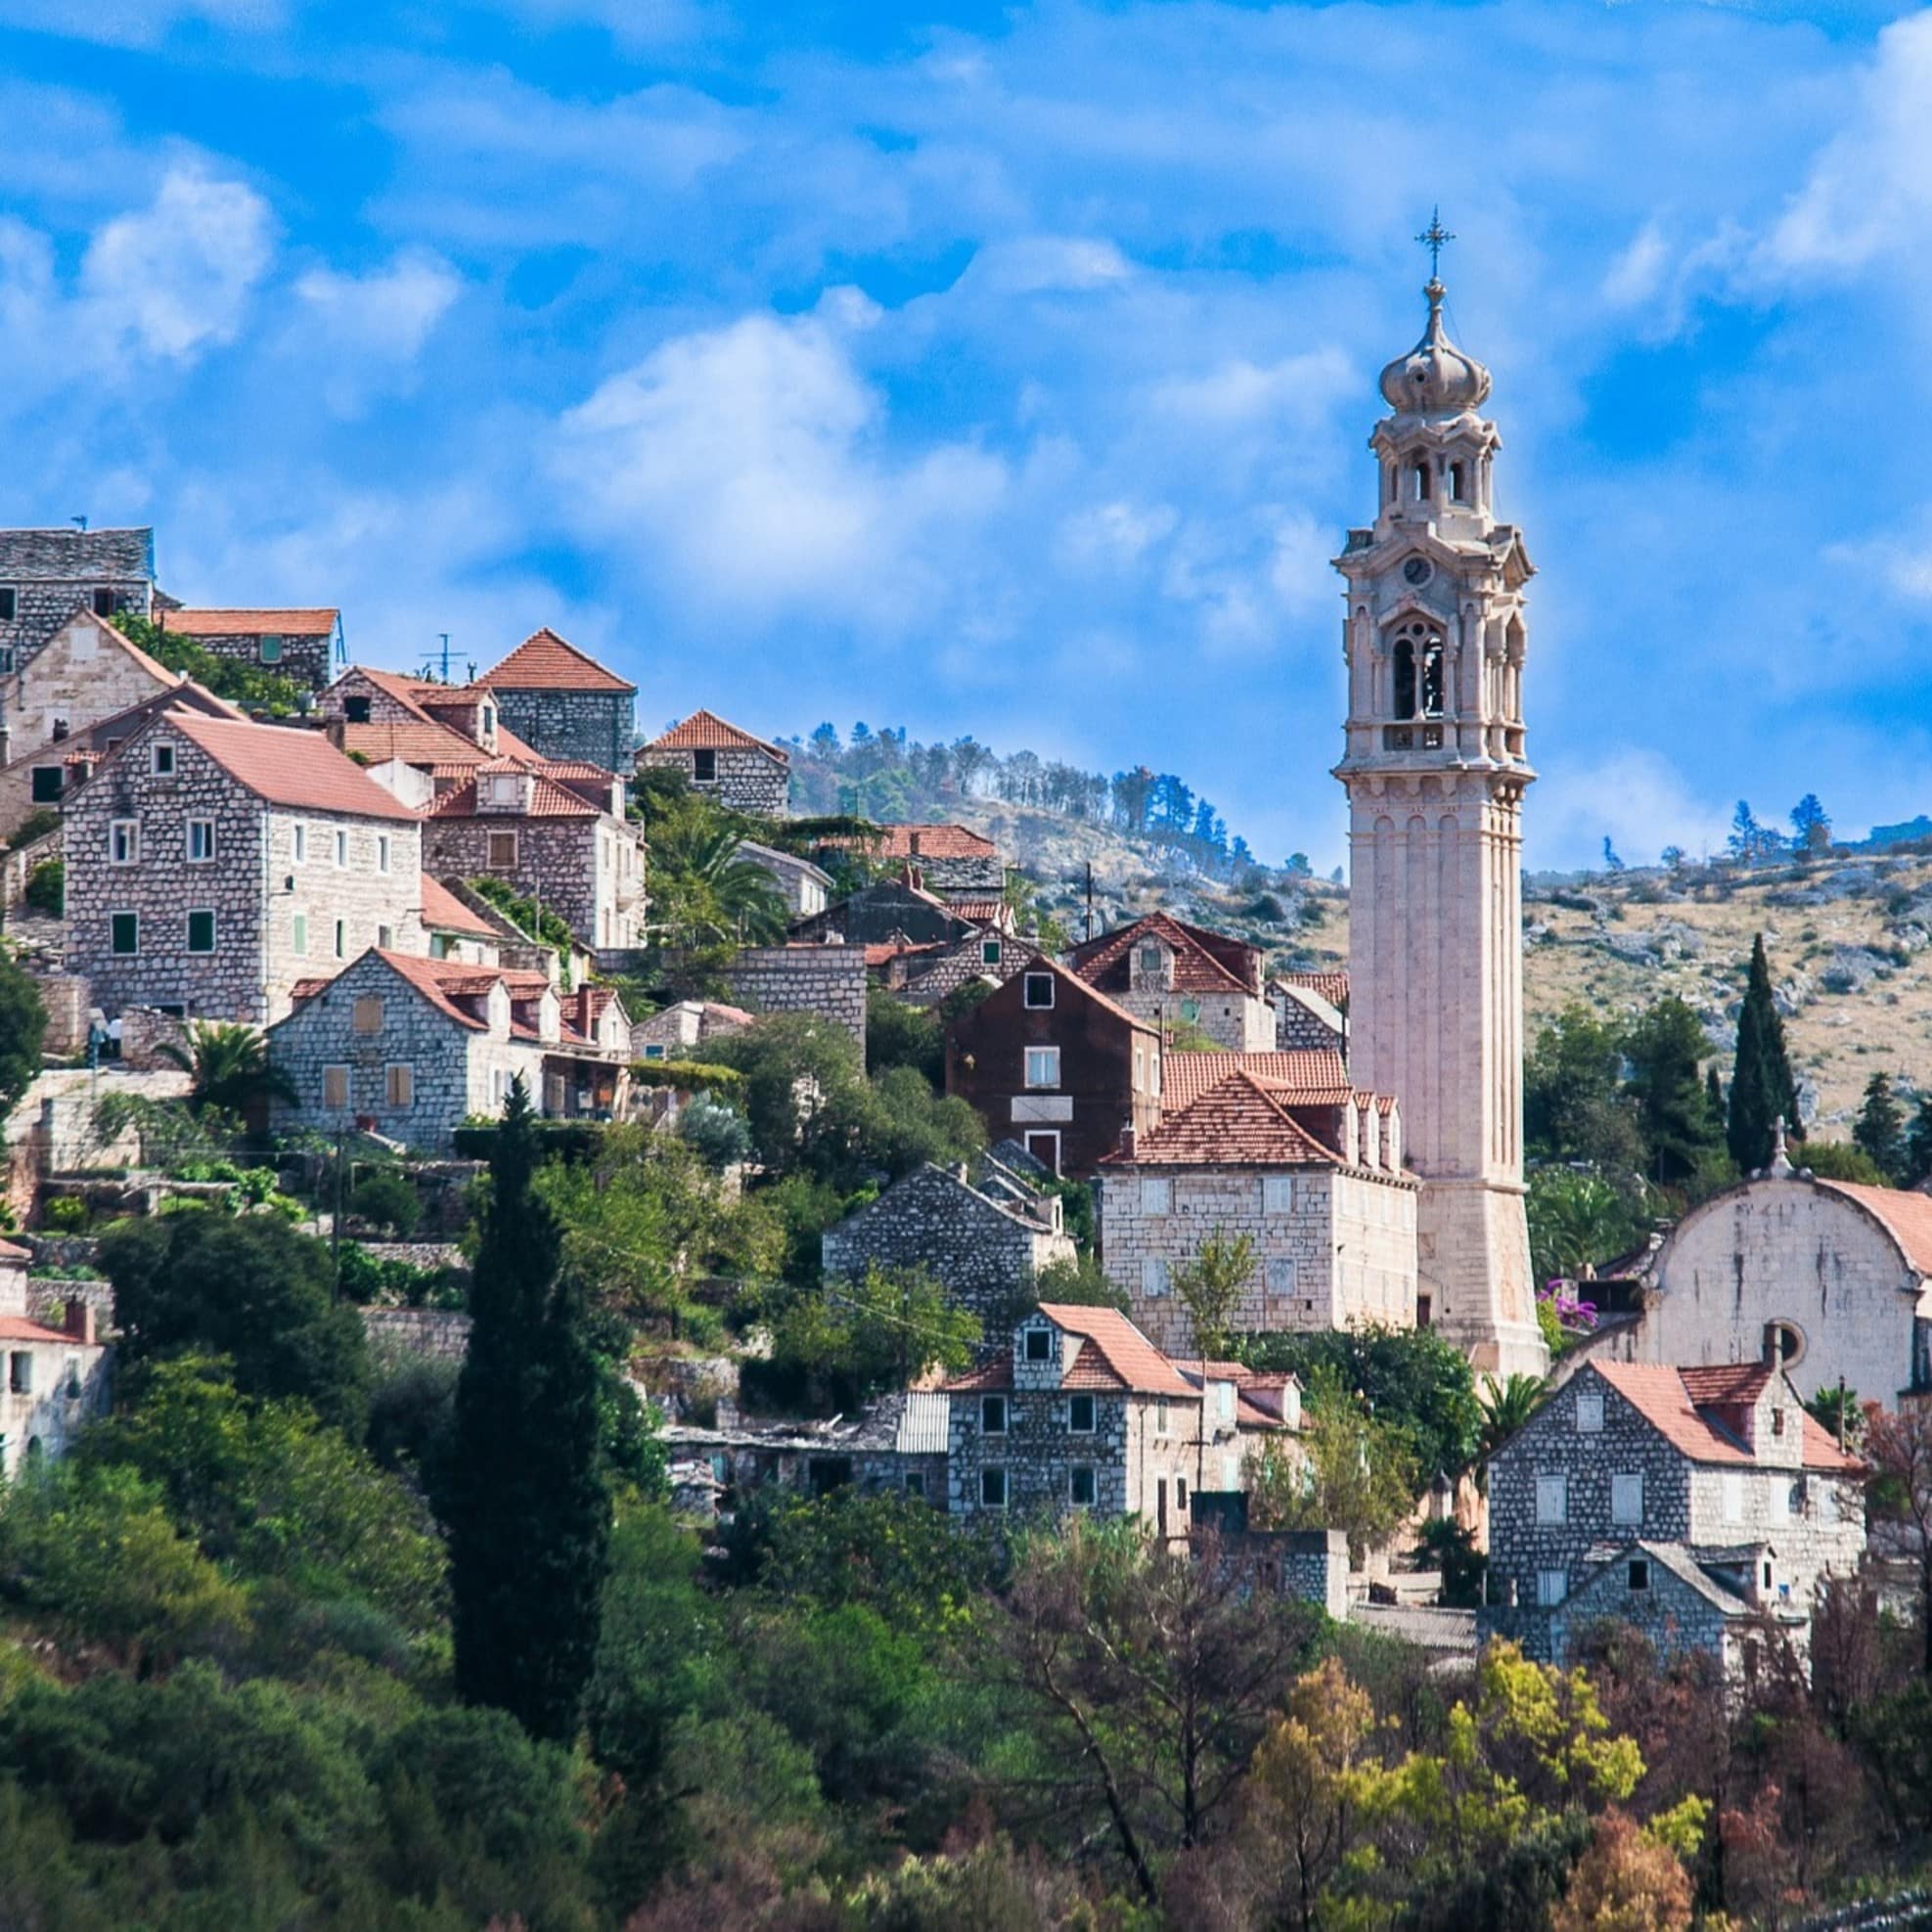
[1449, 461, 1466, 502]
[1390, 618, 1446, 721]
[1411, 459, 1430, 501]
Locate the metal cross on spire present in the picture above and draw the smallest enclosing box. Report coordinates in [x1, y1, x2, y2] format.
[1415, 206, 1455, 280]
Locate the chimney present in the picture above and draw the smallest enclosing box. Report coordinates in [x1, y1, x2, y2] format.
[1118, 1123, 1137, 1161]
[64, 1298, 95, 1345]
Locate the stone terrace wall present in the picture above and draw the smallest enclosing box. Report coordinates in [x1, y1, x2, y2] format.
[727, 945, 867, 1058]
[362, 1307, 472, 1360]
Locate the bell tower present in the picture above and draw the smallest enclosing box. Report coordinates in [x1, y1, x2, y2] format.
[1332, 228, 1547, 1378]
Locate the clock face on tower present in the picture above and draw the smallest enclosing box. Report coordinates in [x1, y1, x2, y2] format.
[1403, 556, 1433, 587]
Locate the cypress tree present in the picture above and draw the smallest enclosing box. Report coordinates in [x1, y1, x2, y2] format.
[445, 1080, 610, 1741]
[1854, 1072, 1907, 1184]
[1705, 1066, 1725, 1140]
[1909, 1096, 1932, 1190]
[1727, 934, 1802, 1175]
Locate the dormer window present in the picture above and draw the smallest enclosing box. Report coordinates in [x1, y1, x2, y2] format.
[1024, 1328, 1052, 1364]
[92, 588, 115, 617]
[344, 696, 372, 724]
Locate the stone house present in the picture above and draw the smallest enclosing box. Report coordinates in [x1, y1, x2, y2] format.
[1272, 973, 1350, 1053]
[640, 710, 790, 816]
[0, 678, 242, 845]
[821, 824, 1005, 902]
[791, 869, 995, 948]
[945, 955, 1161, 1178]
[632, 999, 754, 1059]
[821, 1154, 1077, 1325]
[737, 839, 831, 918]
[0, 526, 156, 669]
[943, 1303, 1290, 1539]
[1068, 912, 1276, 1052]
[269, 947, 631, 1148]
[480, 629, 636, 773]
[421, 761, 646, 955]
[1101, 1069, 1418, 1355]
[0, 1241, 110, 1476]
[725, 943, 869, 1057]
[1, 609, 180, 767]
[63, 708, 427, 1023]
[421, 876, 504, 965]
[1570, 1158, 1932, 1411]
[1483, 1360, 1866, 1677]
[159, 607, 340, 693]
[890, 925, 1015, 1008]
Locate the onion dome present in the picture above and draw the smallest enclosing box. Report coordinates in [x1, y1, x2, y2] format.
[1378, 279, 1490, 418]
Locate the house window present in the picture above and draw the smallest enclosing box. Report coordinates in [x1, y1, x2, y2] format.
[0, 588, 14, 620]
[110, 912, 138, 956]
[903, 1471, 924, 1500]
[185, 910, 216, 954]
[292, 824, 307, 863]
[1765, 1321, 1805, 1366]
[258, 633, 284, 664]
[151, 742, 174, 776]
[487, 831, 517, 870]
[1022, 972, 1055, 1010]
[334, 830, 348, 868]
[186, 820, 214, 862]
[1180, 997, 1200, 1024]
[377, 834, 391, 875]
[981, 1395, 1008, 1435]
[1263, 1176, 1295, 1214]
[481, 706, 495, 736]
[1155, 1397, 1170, 1436]
[91, 588, 114, 617]
[1574, 1391, 1604, 1433]
[1265, 1258, 1297, 1298]
[692, 748, 717, 783]
[1772, 1479, 1790, 1522]
[385, 1064, 414, 1108]
[344, 696, 371, 724]
[109, 820, 139, 865]
[1024, 1328, 1052, 1363]
[980, 1467, 1008, 1509]
[1023, 1130, 1060, 1174]
[1610, 1472, 1644, 1527]
[291, 915, 308, 956]
[1176, 1477, 1187, 1511]
[1068, 1394, 1096, 1433]
[1142, 1257, 1170, 1298]
[1535, 1474, 1567, 1524]
[334, 920, 347, 959]
[1628, 1559, 1650, 1592]
[1537, 1568, 1568, 1607]
[8, 1352, 30, 1394]
[1023, 1047, 1060, 1090]
[323, 1065, 349, 1108]
[1070, 1466, 1097, 1507]
[1449, 461, 1467, 502]
[352, 997, 384, 1034]
[1722, 1473, 1744, 1524]
[981, 938, 1002, 966]
[1770, 1407, 1785, 1438]
[1140, 1178, 1171, 1215]
[28, 767, 61, 803]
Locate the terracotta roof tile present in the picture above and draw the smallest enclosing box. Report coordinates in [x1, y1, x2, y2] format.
[1040, 1304, 1202, 1396]
[165, 712, 421, 821]
[857, 824, 998, 861]
[163, 607, 337, 637]
[1276, 969, 1350, 1008]
[0, 1315, 90, 1345]
[1163, 1050, 1352, 1111]
[419, 876, 498, 936]
[1105, 1071, 1344, 1168]
[427, 775, 601, 819]
[949, 900, 1008, 924]
[647, 709, 786, 756]
[1817, 1180, 1932, 1275]
[1589, 1363, 1862, 1473]
[1070, 912, 1258, 998]
[482, 627, 634, 694]
[340, 719, 492, 768]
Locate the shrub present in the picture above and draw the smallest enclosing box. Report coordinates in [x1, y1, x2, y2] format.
[42, 1196, 87, 1233]
[22, 858, 62, 918]
[348, 1171, 422, 1238]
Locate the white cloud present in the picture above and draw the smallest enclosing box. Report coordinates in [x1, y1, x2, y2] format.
[556, 294, 1006, 631]
[966, 235, 1134, 294]
[81, 166, 273, 359]
[1148, 349, 1354, 430]
[1268, 511, 1334, 617]
[0, 0, 286, 47]
[1056, 498, 1176, 569]
[1532, 749, 1733, 873]
[286, 250, 463, 414]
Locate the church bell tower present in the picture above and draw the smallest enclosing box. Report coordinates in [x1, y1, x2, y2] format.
[1332, 228, 1547, 1378]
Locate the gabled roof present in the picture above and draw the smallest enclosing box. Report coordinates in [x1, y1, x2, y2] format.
[482, 627, 635, 695]
[1576, 1541, 1754, 1618]
[1163, 1049, 1353, 1111]
[1069, 911, 1259, 998]
[1004, 954, 1156, 1035]
[851, 824, 998, 862]
[341, 717, 494, 769]
[1276, 969, 1350, 1009]
[419, 876, 498, 937]
[0, 527, 153, 579]
[1104, 1070, 1344, 1168]
[426, 773, 603, 820]
[37, 607, 178, 689]
[647, 709, 786, 757]
[161, 712, 422, 821]
[1818, 1180, 1932, 1276]
[946, 1303, 1200, 1398]
[1587, 1362, 1862, 1473]
[163, 607, 337, 637]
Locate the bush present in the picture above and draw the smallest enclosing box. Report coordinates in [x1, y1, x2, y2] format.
[22, 858, 62, 918]
[42, 1196, 87, 1233]
[677, 1096, 753, 1171]
[347, 1171, 421, 1238]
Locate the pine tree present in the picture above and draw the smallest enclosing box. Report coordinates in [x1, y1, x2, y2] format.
[1854, 1073, 1907, 1184]
[1622, 997, 1724, 1186]
[1909, 1096, 1932, 1190]
[445, 1080, 610, 1741]
[1727, 934, 1802, 1175]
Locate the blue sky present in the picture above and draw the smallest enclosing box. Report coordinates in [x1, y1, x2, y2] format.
[2, 0, 1929, 870]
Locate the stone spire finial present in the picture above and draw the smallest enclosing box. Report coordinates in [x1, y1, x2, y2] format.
[1378, 267, 1491, 418]
[1768, 1115, 1795, 1179]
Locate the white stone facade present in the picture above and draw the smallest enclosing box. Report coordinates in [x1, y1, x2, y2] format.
[1332, 277, 1543, 1377]
[0, 1248, 111, 1477]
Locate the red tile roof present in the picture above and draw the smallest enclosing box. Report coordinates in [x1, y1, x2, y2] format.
[1276, 969, 1350, 1008]
[420, 876, 498, 936]
[1162, 1049, 1352, 1111]
[0, 1315, 89, 1345]
[1818, 1180, 1932, 1275]
[426, 774, 601, 819]
[0, 1239, 29, 1262]
[165, 712, 422, 821]
[647, 709, 786, 757]
[1105, 1071, 1343, 1168]
[341, 718, 493, 769]
[370, 951, 492, 1029]
[1070, 912, 1258, 998]
[1041, 1304, 1201, 1395]
[1590, 1363, 1862, 1473]
[949, 900, 1008, 925]
[164, 607, 337, 637]
[483, 628, 635, 694]
[862, 824, 998, 861]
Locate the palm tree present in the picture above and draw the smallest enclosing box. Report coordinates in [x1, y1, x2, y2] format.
[1475, 1372, 1550, 1492]
[157, 1021, 298, 1116]
[652, 823, 788, 947]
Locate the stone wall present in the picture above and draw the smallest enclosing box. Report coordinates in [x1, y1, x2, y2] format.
[899, 931, 1009, 1007]
[172, 626, 333, 693]
[1274, 986, 1348, 1053]
[1487, 1557, 1740, 1669]
[423, 811, 642, 952]
[906, 853, 1005, 898]
[117, 1004, 188, 1070]
[32, 974, 90, 1057]
[495, 689, 633, 773]
[1101, 983, 1276, 1053]
[821, 1162, 1075, 1324]
[640, 744, 788, 816]
[362, 1307, 472, 1360]
[727, 945, 868, 1057]
[25, 1279, 115, 1331]
[6, 597, 156, 700]
[1105, 1164, 1417, 1354]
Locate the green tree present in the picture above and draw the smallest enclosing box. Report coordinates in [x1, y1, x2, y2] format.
[111, 610, 305, 714]
[100, 1214, 372, 1433]
[157, 1020, 297, 1116]
[1172, 1228, 1255, 1360]
[347, 1169, 421, 1236]
[1622, 997, 1725, 1186]
[768, 1263, 979, 1410]
[1793, 1140, 1886, 1184]
[1524, 1007, 1643, 1172]
[860, 1063, 986, 1180]
[1910, 1093, 1932, 1188]
[1727, 934, 1802, 1175]
[0, 946, 45, 1115]
[22, 857, 62, 918]
[865, 984, 944, 1086]
[1527, 1169, 1646, 1285]
[1790, 792, 1832, 856]
[1250, 1370, 1417, 1555]
[444, 1080, 610, 1740]
[1853, 1072, 1907, 1184]
[696, 1011, 871, 1181]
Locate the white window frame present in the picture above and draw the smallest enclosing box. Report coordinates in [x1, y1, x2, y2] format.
[1021, 971, 1055, 1010]
[1140, 1177, 1172, 1216]
[1537, 1568, 1569, 1607]
[487, 830, 518, 871]
[149, 741, 174, 777]
[185, 908, 217, 955]
[1610, 1472, 1644, 1528]
[1142, 1256, 1170, 1298]
[1574, 1390, 1604, 1434]
[109, 819, 139, 866]
[1023, 1046, 1060, 1091]
[292, 824, 307, 864]
[185, 819, 215, 863]
[334, 829, 348, 869]
[1023, 1327, 1052, 1364]
[1535, 1474, 1567, 1525]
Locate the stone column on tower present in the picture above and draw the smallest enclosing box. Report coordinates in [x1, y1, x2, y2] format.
[1331, 263, 1547, 1378]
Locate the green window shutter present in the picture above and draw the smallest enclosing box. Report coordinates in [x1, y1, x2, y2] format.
[111, 913, 138, 956]
[187, 911, 215, 954]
